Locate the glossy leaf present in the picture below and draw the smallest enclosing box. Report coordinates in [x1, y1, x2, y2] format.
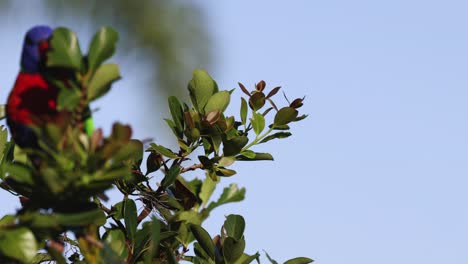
[283, 257, 314, 264]
[224, 215, 245, 241]
[274, 107, 298, 126]
[188, 69, 218, 113]
[190, 224, 215, 260]
[57, 85, 81, 111]
[88, 63, 121, 101]
[47, 27, 82, 70]
[56, 209, 106, 226]
[251, 112, 265, 135]
[88, 26, 119, 71]
[204, 91, 231, 113]
[0, 228, 37, 262]
[124, 198, 138, 244]
[223, 237, 245, 264]
[223, 136, 248, 156]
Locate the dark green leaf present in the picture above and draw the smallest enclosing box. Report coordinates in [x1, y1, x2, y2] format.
[283, 257, 314, 264]
[223, 237, 245, 264]
[188, 69, 218, 113]
[236, 152, 274, 161]
[274, 107, 298, 126]
[207, 184, 246, 212]
[124, 198, 138, 244]
[88, 26, 119, 71]
[0, 228, 37, 262]
[161, 165, 181, 189]
[248, 92, 265, 111]
[251, 112, 265, 135]
[168, 96, 185, 136]
[223, 136, 248, 156]
[110, 201, 124, 220]
[259, 132, 292, 144]
[190, 224, 215, 260]
[240, 98, 248, 125]
[294, 114, 308, 122]
[204, 91, 231, 113]
[88, 63, 121, 101]
[264, 251, 278, 264]
[224, 215, 245, 241]
[47, 27, 82, 70]
[148, 143, 178, 159]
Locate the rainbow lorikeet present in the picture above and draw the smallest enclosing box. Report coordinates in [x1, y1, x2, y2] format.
[6, 25, 93, 148]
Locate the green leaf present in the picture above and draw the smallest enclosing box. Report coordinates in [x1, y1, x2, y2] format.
[274, 107, 299, 126]
[4, 162, 33, 185]
[57, 85, 81, 111]
[148, 143, 179, 159]
[248, 92, 265, 111]
[283, 257, 314, 264]
[223, 237, 246, 264]
[240, 98, 248, 125]
[161, 165, 181, 189]
[112, 139, 143, 165]
[104, 229, 128, 258]
[88, 63, 121, 101]
[188, 69, 218, 113]
[144, 217, 161, 264]
[236, 152, 274, 161]
[168, 96, 184, 136]
[88, 26, 119, 71]
[0, 228, 37, 262]
[56, 209, 106, 226]
[259, 132, 292, 144]
[111, 201, 125, 220]
[251, 112, 265, 135]
[124, 198, 138, 244]
[224, 215, 245, 241]
[199, 176, 217, 208]
[215, 167, 237, 177]
[264, 251, 278, 264]
[0, 105, 5, 120]
[204, 91, 231, 113]
[223, 136, 248, 156]
[218, 156, 236, 167]
[234, 252, 261, 264]
[47, 27, 82, 70]
[207, 184, 246, 212]
[190, 224, 215, 260]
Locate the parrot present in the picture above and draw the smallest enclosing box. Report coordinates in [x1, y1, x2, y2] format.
[6, 25, 93, 149]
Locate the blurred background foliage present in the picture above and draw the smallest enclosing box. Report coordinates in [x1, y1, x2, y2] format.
[0, 0, 212, 118]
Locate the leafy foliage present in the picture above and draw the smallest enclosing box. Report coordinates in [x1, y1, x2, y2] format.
[0, 26, 310, 263]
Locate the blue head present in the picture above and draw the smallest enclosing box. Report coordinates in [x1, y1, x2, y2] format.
[20, 25, 53, 73]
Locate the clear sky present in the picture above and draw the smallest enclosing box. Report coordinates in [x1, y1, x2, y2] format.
[1, 1, 468, 263]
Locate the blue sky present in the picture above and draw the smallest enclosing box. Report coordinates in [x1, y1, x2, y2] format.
[1, 1, 468, 263]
